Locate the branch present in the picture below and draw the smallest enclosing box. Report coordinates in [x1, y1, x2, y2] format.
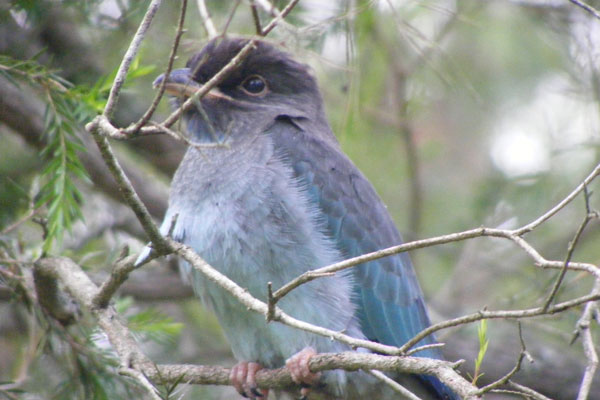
[197, 0, 218, 38]
[271, 223, 600, 306]
[367, 370, 423, 400]
[542, 186, 597, 310]
[253, 0, 297, 32]
[103, 0, 163, 119]
[34, 257, 160, 400]
[129, 0, 188, 134]
[250, 0, 263, 35]
[125, 38, 259, 136]
[93, 253, 140, 308]
[33, 256, 478, 398]
[514, 162, 600, 235]
[574, 280, 600, 400]
[261, 0, 300, 36]
[508, 381, 554, 400]
[568, 0, 600, 20]
[86, 119, 167, 253]
[399, 291, 600, 354]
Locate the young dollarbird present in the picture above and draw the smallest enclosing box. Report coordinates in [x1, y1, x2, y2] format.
[146, 37, 457, 400]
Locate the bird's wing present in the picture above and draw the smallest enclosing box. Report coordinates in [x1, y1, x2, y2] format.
[267, 117, 456, 398]
[267, 117, 437, 352]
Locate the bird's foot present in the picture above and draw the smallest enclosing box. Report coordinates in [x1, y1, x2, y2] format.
[230, 361, 268, 399]
[286, 347, 321, 399]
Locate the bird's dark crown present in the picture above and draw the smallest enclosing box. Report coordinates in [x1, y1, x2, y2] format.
[186, 37, 320, 101]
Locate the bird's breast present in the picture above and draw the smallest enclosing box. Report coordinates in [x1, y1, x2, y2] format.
[165, 134, 361, 337]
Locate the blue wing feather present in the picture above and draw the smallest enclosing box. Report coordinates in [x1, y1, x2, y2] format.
[267, 117, 457, 399]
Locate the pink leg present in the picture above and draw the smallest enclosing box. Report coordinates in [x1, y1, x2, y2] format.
[229, 361, 268, 399]
[285, 347, 321, 398]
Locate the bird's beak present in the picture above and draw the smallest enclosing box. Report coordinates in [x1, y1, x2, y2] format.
[154, 68, 233, 102]
[153, 68, 200, 98]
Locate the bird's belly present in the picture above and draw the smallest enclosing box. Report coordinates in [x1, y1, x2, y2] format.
[177, 197, 362, 367]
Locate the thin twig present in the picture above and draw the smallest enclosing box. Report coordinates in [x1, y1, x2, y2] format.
[222, 0, 242, 35]
[0, 207, 40, 235]
[267, 281, 275, 322]
[129, 0, 188, 134]
[271, 222, 600, 305]
[404, 342, 446, 356]
[93, 254, 140, 308]
[197, 0, 218, 38]
[575, 279, 600, 400]
[250, 0, 263, 35]
[85, 119, 166, 253]
[568, 0, 600, 20]
[158, 39, 258, 129]
[508, 381, 554, 400]
[103, 0, 162, 119]
[399, 292, 600, 354]
[261, 0, 300, 36]
[367, 370, 423, 400]
[34, 257, 161, 400]
[268, 162, 600, 306]
[514, 163, 600, 235]
[542, 186, 595, 310]
[35, 256, 478, 397]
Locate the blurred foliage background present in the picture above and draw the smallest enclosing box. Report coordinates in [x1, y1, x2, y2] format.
[1, 0, 599, 399]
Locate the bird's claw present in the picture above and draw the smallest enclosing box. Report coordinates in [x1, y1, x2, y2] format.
[286, 347, 321, 398]
[230, 361, 268, 399]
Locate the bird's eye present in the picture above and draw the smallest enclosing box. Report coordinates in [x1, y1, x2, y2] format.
[241, 75, 267, 95]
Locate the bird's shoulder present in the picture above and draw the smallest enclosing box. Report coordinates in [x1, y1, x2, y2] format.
[264, 116, 418, 293]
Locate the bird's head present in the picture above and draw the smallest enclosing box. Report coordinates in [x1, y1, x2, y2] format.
[155, 37, 325, 143]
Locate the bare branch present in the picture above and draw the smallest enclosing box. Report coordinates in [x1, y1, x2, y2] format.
[0, 206, 40, 235]
[34, 257, 161, 400]
[250, 0, 263, 35]
[508, 381, 554, 400]
[197, 0, 218, 38]
[93, 253, 140, 308]
[575, 280, 600, 400]
[261, 0, 300, 36]
[85, 119, 168, 253]
[514, 163, 600, 235]
[399, 292, 600, 353]
[367, 370, 423, 400]
[222, 0, 242, 35]
[568, 0, 600, 20]
[543, 186, 597, 310]
[271, 219, 600, 306]
[103, 0, 162, 119]
[129, 0, 188, 134]
[33, 256, 478, 397]
[148, 39, 258, 131]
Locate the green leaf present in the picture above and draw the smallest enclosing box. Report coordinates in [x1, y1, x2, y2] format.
[472, 319, 489, 385]
[127, 307, 184, 344]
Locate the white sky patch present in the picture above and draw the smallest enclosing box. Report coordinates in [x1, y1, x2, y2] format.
[300, 0, 341, 25]
[490, 74, 598, 178]
[97, 0, 124, 19]
[321, 32, 348, 64]
[491, 130, 550, 177]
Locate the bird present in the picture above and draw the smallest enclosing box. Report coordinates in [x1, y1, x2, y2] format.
[144, 36, 458, 400]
